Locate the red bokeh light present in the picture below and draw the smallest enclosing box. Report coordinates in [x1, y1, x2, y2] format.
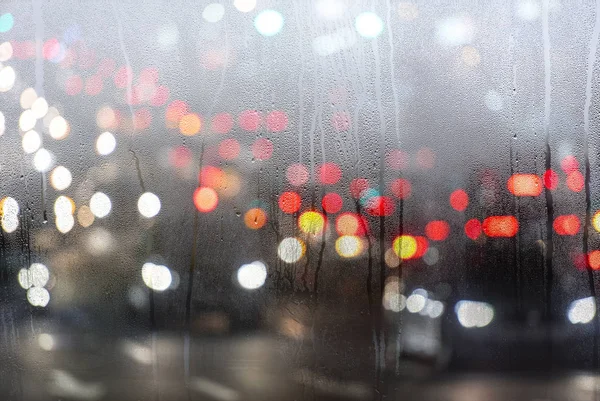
[561, 155, 579, 174]
[416, 147, 435, 169]
[165, 100, 188, 126]
[85, 75, 103, 96]
[114, 66, 132, 89]
[482, 216, 519, 237]
[464, 219, 482, 240]
[65, 75, 83, 96]
[139, 67, 159, 85]
[566, 171, 584, 192]
[252, 138, 273, 161]
[199, 166, 225, 188]
[218, 139, 240, 160]
[331, 111, 350, 132]
[507, 174, 542, 196]
[543, 169, 559, 190]
[169, 146, 192, 169]
[265, 111, 288, 132]
[150, 85, 170, 107]
[389, 178, 411, 200]
[414, 236, 429, 258]
[350, 178, 369, 199]
[322, 193, 343, 214]
[278, 192, 301, 214]
[385, 149, 409, 170]
[553, 214, 580, 236]
[364, 196, 395, 216]
[286, 164, 309, 186]
[238, 110, 262, 131]
[42, 38, 60, 60]
[211, 113, 234, 134]
[449, 189, 469, 211]
[317, 162, 342, 185]
[425, 220, 450, 241]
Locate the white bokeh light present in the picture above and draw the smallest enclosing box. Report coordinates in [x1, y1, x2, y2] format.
[455, 300, 494, 328]
[277, 237, 305, 263]
[355, 12, 384, 39]
[437, 17, 474, 46]
[0, 65, 15, 92]
[137, 192, 161, 218]
[233, 0, 256, 13]
[0, 111, 5, 135]
[31, 97, 48, 119]
[315, 0, 346, 20]
[56, 214, 75, 234]
[22, 130, 41, 154]
[95, 131, 116, 155]
[254, 10, 284, 37]
[19, 109, 36, 131]
[50, 166, 72, 191]
[89, 192, 112, 218]
[141, 262, 172, 291]
[33, 148, 54, 172]
[485, 89, 504, 111]
[27, 287, 50, 307]
[517, 0, 541, 20]
[237, 261, 267, 290]
[203, 3, 225, 22]
[0, 41, 12, 62]
[406, 293, 427, 313]
[568, 296, 595, 324]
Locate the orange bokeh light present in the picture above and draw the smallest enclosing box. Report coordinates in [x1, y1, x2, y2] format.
[566, 171, 584, 192]
[336, 212, 367, 236]
[179, 113, 202, 136]
[507, 174, 542, 196]
[193, 187, 218, 213]
[588, 251, 600, 270]
[278, 192, 301, 214]
[244, 208, 267, 229]
[482, 216, 518, 237]
[553, 214, 580, 236]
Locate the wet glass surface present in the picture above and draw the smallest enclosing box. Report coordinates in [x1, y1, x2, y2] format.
[2, 1, 600, 400]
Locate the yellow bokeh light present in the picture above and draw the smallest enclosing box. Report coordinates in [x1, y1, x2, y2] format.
[298, 211, 326, 235]
[335, 235, 363, 258]
[392, 235, 417, 260]
[179, 113, 201, 136]
[593, 211, 600, 232]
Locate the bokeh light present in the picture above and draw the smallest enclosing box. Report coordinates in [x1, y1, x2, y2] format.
[54, 195, 75, 216]
[317, 162, 342, 185]
[464, 218, 482, 240]
[336, 212, 367, 236]
[355, 12, 384, 39]
[137, 192, 161, 218]
[392, 235, 417, 260]
[142, 262, 172, 291]
[277, 237, 305, 263]
[31, 97, 48, 119]
[543, 169, 559, 190]
[0, 65, 15, 92]
[0, 13, 14, 33]
[19, 109, 36, 131]
[298, 211, 326, 235]
[49, 115, 70, 139]
[588, 251, 600, 270]
[218, 138, 240, 160]
[286, 163, 309, 186]
[27, 287, 50, 307]
[279, 192, 301, 214]
[234, 0, 257, 13]
[553, 215, 580, 236]
[77, 205, 95, 227]
[321, 192, 343, 214]
[237, 261, 267, 290]
[335, 235, 363, 258]
[254, 10, 284, 37]
[89, 192, 112, 218]
[455, 300, 494, 328]
[238, 110, 262, 131]
[449, 189, 468, 211]
[33, 148, 54, 172]
[386, 149, 409, 170]
[251, 138, 273, 161]
[18, 263, 49, 289]
[425, 220, 450, 241]
[193, 187, 219, 213]
[364, 196, 395, 216]
[566, 171, 584, 192]
[203, 3, 225, 23]
[0, 41, 12, 62]
[507, 174, 542, 196]
[265, 110, 288, 132]
[22, 130, 41, 154]
[179, 113, 202, 136]
[95, 131, 116, 155]
[568, 297, 595, 324]
[561, 155, 579, 174]
[593, 211, 600, 232]
[211, 113, 233, 134]
[482, 216, 518, 237]
[437, 16, 474, 46]
[350, 178, 369, 199]
[20, 87, 37, 109]
[244, 208, 267, 229]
